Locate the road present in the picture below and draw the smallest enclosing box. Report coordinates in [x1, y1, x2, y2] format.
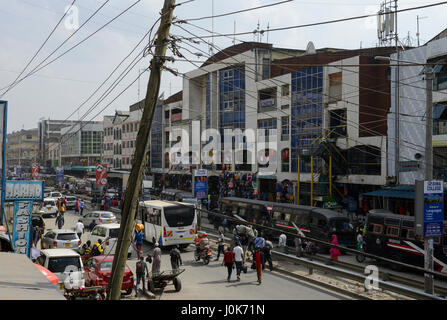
[37, 206, 349, 300]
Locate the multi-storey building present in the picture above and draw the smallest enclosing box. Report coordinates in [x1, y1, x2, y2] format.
[6, 128, 38, 171]
[38, 119, 79, 170]
[157, 42, 394, 207]
[59, 122, 103, 168]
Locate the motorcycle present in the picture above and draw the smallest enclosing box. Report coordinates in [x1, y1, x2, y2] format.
[194, 247, 213, 265]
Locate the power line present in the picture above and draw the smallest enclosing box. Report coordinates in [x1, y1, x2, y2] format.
[0, 0, 142, 97]
[175, 1, 447, 40]
[0, 0, 77, 99]
[184, 0, 292, 22]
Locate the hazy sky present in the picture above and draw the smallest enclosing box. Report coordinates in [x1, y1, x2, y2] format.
[0, 0, 445, 133]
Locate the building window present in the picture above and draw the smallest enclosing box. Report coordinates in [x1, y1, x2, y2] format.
[262, 58, 270, 80]
[329, 109, 347, 138]
[281, 84, 290, 96]
[430, 56, 447, 91]
[281, 148, 289, 172]
[329, 72, 342, 103]
[281, 116, 289, 141]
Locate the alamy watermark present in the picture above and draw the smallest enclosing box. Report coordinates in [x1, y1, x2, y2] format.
[64, 5, 79, 31]
[167, 121, 278, 174]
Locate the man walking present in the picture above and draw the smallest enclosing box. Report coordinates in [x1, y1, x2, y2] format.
[135, 256, 149, 297]
[263, 239, 273, 271]
[169, 245, 182, 271]
[215, 228, 225, 261]
[134, 228, 144, 259]
[152, 243, 161, 275]
[233, 243, 244, 281]
[75, 220, 84, 241]
[222, 246, 235, 282]
[55, 213, 64, 229]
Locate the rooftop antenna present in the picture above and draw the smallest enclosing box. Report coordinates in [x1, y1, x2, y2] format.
[233, 21, 236, 45]
[417, 15, 428, 46]
[209, 0, 214, 55]
[266, 22, 270, 43]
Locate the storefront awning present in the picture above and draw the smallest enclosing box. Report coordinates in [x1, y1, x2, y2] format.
[363, 187, 414, 199]
[433, 105, 447, 119]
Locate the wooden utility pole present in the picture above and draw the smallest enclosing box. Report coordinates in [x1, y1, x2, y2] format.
[108, 0, 176, 300]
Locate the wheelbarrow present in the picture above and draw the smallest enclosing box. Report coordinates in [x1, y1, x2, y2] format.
[147, 269, 185, 293]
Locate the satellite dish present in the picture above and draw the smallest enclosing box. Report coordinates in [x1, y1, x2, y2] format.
[306, 41, 316, 55]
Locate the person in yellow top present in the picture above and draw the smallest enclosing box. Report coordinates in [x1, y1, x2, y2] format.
[92, 239, 104, 256]
[59, 203, 66, 216]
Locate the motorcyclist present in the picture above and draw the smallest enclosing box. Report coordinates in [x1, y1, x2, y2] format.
[199, 233, 210, 257]
[92, 239, 104, 256]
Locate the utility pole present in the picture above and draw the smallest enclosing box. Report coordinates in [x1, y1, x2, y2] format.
[108, 0, 176, 300]
[424, 66, 434, 294]
[394, 0, 400, 185]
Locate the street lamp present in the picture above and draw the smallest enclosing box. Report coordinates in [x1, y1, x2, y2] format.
[376, 55, 435, 294]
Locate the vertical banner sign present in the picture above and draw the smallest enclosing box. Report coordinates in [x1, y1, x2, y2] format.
[96, 164, 108, 186]
[31, 163, 39, 178]
[56, 167, 64, 182]
[0, 101, 7, 225]
[6, 181, 44, 257]
[193, 169, 208, 199]
[423, 181, 444, 238]
[12, 201, 33, 257]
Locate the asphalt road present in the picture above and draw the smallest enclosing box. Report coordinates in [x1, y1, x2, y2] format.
[37, 206, 348, 300]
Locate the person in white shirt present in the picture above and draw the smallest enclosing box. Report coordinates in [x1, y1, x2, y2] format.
[75, 220, 84, 240]
[278, 233, 287, 247]
[233, 244, 244, 281]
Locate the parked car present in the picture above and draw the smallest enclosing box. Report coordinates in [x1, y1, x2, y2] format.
[64, 196, 77, 210]
[0, 231, 13, 252]
[84, 255, 134, 295]
[50, 191, 63, 201]
[104, 188, 118, 199]
[88, 224, 132, 257]
[41, 229, 81, 251]
[44, 188, 52, 198]
[41, 198, 58, 218]
[80, 211, 118, 229]
[36, 249, 85, 290]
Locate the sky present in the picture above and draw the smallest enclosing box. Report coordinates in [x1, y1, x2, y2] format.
[0, 0, 446, 133]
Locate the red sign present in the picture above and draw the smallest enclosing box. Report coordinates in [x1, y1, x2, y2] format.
[31, 163, 39, 178]
[96, 164, 108, 186]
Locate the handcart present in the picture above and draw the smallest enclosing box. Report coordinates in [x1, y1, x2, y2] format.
[147, 269, 185, 293]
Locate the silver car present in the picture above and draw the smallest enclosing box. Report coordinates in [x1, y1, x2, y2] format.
[65, 196, 77, 210]
[41, 229, 81, 251]
[80, 211, 118, 229]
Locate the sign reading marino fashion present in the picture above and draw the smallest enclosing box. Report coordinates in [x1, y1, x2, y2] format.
[423, 181, 444, 238]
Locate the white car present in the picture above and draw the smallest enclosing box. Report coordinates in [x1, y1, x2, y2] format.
[41, 229, 81, 251]
[104, 188, 119, 198]
[36, 249, 85, 291]
[50, 191, 63, 201]
[88, 224, 132, 258]
[80, 211, 118, 229]
[41, 198, 58, 218]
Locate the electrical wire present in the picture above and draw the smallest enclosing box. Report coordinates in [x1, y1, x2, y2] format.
[0, 0, 77, 99]
[184, 0, 292, 22]
[0, 0, 142, 97]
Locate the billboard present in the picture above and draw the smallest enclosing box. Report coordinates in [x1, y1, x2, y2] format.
[11, 201, 33, 257]
[193, 169, 208, 199]
[56, 167, 64, 182]
[5, 180, 44, 201]
[31, 163, 39, 178]
[423, 181, 444, 238]
[96, 164, 108, 186]
[0, 101, 7, 225]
